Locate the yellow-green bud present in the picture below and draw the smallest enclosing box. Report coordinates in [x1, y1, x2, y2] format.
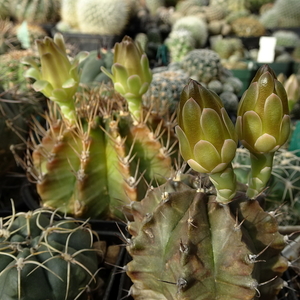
[101, 35, 152, 120]
[176, 79, 238, 174]
[236, 64, 291, 154]
[24, 33, 88, 123]
[284, 74, 300, 112]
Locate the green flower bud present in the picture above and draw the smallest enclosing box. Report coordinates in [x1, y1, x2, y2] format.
[101, 36, 152, 121]
[176, 79, 238, 174]
[236, 64, 291, 154]
[236, 65, 291, 199]
[284, 74, 300, 112]
[176, 79, 238, 203]
[24, 33, 88, 123]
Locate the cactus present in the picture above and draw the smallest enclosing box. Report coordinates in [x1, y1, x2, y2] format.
[125, 67, 290, 300]
[76, 0, 131, 35]
[172, 16, 208, 48]
[231, 16, 266, 37]
[180, 49, 222, 83]
[60, 0, 79, 29]
[79, 49, 114, 85]
[246, 0, 274, 12]
[164, 29, 196, 63]
[22, 34, 177, 220]
[202, 5, 225, 21]
[233, 147, 300, 225]
[125, 173, 288, 300]
[0, 49, 39, 92]
[9, 0, 61, 24]
[143, 69, 190, 114]
[272, 30, 300, 48]
[175, 0, 209, 15]
[260, 0, 300, 28]
[211, 37, 244, 59]
[0, 205, 102, 300]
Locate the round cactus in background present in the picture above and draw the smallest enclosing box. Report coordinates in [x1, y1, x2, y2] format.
[76, 0, 131, 35]
[0, 206, 101, 300]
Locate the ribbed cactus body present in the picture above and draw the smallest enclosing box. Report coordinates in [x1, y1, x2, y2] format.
[76, 0, 130, 35]
[126, 174, 288, 300]
[9, 0, 61, 24]
[0, 208, 100, 300]
[29, 86, 175, 220]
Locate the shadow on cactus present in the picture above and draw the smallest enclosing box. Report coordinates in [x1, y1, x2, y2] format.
[20, 34, 177, 220]
[125, 66, 291, 300]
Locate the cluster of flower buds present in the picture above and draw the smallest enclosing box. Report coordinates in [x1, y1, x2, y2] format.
[176, 65, 291, 201]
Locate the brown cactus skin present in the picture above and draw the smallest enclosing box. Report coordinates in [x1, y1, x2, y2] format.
[125, 173, 288, 300]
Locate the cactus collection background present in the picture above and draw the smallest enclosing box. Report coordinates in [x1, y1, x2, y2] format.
[1, 0, 300, 299]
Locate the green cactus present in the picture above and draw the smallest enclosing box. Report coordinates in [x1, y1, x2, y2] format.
[164, 29, 196, 63]
[0, 50, 40, 93]
[233, 147, 300, 225]
[211, 37, 244, 59]
[9, 0, 61, 24]
[260, 0, 300, 28]
[0, 205, 102, 300]
[180, 49, 222, 84]
[79, 49, 114, 85]
[143, 69, 190, 114]
[272, 30, 300, 48]
[76, 0, 131, 35]
[22, 34, 177, 220]
[172, 16, 208, 48]
[125, 173, 288, 300]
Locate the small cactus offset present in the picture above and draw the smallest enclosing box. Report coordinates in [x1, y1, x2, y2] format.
[125, 66, 291, 299]
[0, 205, 102, 300]
[23, 34, 176, 220]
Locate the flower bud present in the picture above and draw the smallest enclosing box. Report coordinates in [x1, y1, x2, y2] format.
[236, 64, 291, 154]
[284, 74, 300, 112]
[176, 79, 238, 174]
[24, 33, 88, 123]
[101, 36, 152, 120]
